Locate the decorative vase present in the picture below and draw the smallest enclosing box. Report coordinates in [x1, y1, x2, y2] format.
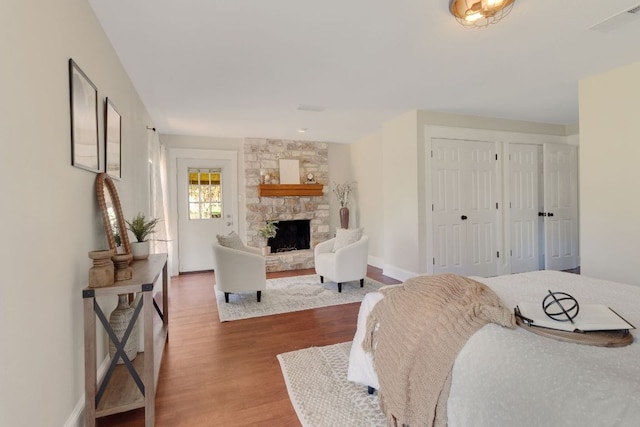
[131, 241, 150, 260]
[88, 250, 115, 288]
[108, 294, 139, 364]
[339, 207, 350, 229]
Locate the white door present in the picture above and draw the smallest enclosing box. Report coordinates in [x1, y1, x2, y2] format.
[177, 158, 236, 272]
[543, 144, 579, 270]
[509, 144, 540, 273]
[432, 139, 497, 277]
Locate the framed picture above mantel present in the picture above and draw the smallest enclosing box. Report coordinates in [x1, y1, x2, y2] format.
[258, 184, 323, 197]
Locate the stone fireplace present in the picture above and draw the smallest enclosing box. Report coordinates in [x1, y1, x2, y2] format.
[244, 138, 330, 271]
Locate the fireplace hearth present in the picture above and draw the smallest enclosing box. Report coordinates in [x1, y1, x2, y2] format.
[268, 220, 310, 253]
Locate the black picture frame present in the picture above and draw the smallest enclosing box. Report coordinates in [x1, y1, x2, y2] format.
[105, 97, 122, 179]
[69, 59, 100, 172]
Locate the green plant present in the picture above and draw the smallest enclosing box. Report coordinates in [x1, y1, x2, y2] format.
[125, 212, 160, 242]
[258, 220, 278, 240]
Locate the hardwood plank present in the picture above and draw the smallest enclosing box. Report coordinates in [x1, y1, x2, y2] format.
[96, 266, 399, 426]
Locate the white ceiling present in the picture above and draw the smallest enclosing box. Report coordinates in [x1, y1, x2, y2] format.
[88, 0, 640, 143]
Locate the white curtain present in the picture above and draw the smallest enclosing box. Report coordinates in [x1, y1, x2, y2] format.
[149, 131, 174, 275]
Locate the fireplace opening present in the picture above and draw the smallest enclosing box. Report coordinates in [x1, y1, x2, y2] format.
[268, 219, 310, 252]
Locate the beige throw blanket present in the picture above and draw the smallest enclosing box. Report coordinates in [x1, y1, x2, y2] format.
[362, 274, 515, 427]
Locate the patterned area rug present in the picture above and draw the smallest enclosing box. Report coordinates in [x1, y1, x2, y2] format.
[278, 342, 386, 427]
[215, 274, 386, 322]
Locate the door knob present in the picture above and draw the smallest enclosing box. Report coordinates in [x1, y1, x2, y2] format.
[461, 215, 468, 220]
[548, 212, 554, 217]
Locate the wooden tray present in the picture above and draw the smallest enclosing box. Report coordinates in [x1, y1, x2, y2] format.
[516, 317, 633, 347]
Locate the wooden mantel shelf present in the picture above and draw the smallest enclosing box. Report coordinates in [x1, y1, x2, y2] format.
[258, 184, 323, 197]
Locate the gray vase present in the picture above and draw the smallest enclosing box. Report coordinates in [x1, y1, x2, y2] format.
[108, 294, 139, 364]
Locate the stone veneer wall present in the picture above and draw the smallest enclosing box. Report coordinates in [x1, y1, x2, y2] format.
[244, 138, 330, 271]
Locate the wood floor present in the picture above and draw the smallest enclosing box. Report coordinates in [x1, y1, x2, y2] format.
[96, 267, 401, 426]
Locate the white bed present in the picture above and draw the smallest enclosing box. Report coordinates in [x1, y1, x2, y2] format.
[348, 270, 640, 426]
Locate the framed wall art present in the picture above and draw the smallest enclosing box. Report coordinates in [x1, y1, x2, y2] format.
[69, 59, 100, 172]
[279, 159, 300, 184]
[105, 97, 121, 179]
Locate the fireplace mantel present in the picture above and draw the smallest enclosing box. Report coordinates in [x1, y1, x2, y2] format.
[258, 184, 323, 197]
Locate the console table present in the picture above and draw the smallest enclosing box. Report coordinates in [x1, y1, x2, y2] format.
[82, 253, 168, 427]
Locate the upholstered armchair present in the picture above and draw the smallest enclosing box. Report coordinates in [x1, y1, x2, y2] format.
[212, 232, 266, 303]
[314, 230, 369, 292]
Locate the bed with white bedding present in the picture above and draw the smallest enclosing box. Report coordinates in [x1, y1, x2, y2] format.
[348, 270, 640, 426]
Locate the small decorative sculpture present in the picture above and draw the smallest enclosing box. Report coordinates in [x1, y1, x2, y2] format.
[543, 290, 579, 323]
[88, 250, 115, 288]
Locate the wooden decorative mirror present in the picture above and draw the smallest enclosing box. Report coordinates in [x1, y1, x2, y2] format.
[96, 172, 131, 256]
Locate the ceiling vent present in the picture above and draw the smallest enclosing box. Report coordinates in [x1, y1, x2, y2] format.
[589, 4, 640, 33]
[297, 104, 327, 112]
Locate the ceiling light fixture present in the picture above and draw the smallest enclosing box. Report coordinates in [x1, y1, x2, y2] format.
[449, 0, 516, 28]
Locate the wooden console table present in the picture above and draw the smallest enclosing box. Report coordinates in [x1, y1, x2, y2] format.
[82, 253, 168, 427]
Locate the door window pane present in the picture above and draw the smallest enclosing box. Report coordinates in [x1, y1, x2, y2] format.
[188, 168, 222, 219]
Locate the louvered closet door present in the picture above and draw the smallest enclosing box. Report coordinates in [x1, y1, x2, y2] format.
[432, 139, 497, 277]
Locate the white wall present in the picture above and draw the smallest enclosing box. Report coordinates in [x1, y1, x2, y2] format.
[381, 111, 422, 280]
[579, 61, 640, 286]
[0, 1, 153, 425]
[350, 132, 384, 268]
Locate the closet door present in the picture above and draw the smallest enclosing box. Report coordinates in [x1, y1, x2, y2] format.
[432, 140, 466, 275]
[432, 139, 497, 277]
[509, 144, 540, 273]
[543, 144, 579, 270]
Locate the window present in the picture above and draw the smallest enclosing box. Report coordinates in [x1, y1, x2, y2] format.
[188, 168, 222, 219]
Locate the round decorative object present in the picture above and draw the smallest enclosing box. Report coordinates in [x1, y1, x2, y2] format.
[108, 294, 139, 364]
[542, 291, 579, 322]
[88, 250, 115, 288]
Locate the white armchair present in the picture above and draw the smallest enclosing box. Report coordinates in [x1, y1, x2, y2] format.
[212, 240, 266, 303]
[314, 233, 369, 292]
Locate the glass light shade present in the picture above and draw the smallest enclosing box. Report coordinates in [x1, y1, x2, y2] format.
[450, 0, 515, 28]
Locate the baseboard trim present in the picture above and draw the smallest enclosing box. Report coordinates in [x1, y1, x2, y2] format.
[367, 255, 384, 270]
[382, 264, 417, 282]
[63, 355, 110, 427]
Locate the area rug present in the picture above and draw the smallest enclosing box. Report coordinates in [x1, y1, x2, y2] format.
[215, 275, 386, 322]
[277, 342, 385, 427]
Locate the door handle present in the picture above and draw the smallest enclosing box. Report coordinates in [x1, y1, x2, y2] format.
[547, 212, 554, 217]
[538, 212, 546, 217]
[461, 215, 468, 220]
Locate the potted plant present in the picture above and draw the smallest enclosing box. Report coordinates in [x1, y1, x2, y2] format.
[125, 212, 160, 260]
[258, 220, 278, 255]
[332, 181, 355, 229]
